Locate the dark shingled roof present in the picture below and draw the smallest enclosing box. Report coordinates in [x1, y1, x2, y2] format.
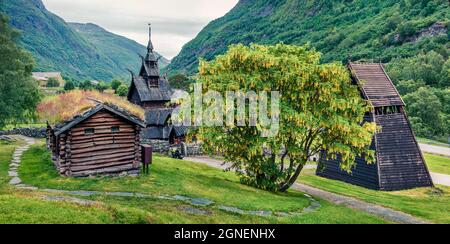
[145, 108, 172, 126]
[53, 103, 145, 136]
[131, 76, 172, 102]
[140, 57, 160, 77]
[349, 63, 405, 107]
[170, 126, 188, 137]
[142, 125, 188, 140]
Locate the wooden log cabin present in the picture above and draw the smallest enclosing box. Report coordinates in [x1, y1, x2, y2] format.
[47, 103, 146, 177]
[317, 62, 434, 191]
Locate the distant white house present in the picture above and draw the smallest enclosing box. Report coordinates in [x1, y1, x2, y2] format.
[32, 72, 65, 87]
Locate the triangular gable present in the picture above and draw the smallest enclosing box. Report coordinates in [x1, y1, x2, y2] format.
[55, 104, 145, 136]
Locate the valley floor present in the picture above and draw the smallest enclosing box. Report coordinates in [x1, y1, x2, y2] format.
[0, 137, 390, 224]
[2, 136, 449, 224]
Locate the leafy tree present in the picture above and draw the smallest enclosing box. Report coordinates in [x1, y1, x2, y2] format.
[397, 22, 416, 40]
[388, 51, 446, 87]
[79, 80, 94, 90]
[440, 59, 450, 88]
[46, 77, 60, 87]
[396, 79, 426, 95]
[195, 44, 376, 192]
[95, 81, 109, 92]
[110, 79, 123, 92]
[116, 84, 129, 97]
[168, 73, 193, 90]
[0, 14, 40, 128]
[64, 80, 76, 91]
[404, 87, 444, 137]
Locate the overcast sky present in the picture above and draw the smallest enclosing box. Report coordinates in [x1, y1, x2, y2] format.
[42, 0, 239, 59]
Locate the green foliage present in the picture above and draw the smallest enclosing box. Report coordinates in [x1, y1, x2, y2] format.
[167, 0, 449, 74]
[404, 87, 445, 137]
[387, 51, 449, 139]
[0, 0, 168, 81]
[168, 73, 194, 90]
[116, 84, 129, 97]
[45, 77, 60, 88]
[0, 14, 40, 128]
[63, 80, 75, 91]
[95, 81, 109, 92]
[79, 80, 94, 91]
[397, 22, 417, 40]
[388, 51, 447, 87]
[110, 79, 123, 92]
[195, 44, 376, 192]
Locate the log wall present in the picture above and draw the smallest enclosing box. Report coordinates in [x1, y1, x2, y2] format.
[55, 110, 141, 177]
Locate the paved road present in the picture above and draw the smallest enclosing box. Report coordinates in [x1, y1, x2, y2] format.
[419, 143, 450, 157]
[185, 156, 430, 224]
[430, 173, 450, 187]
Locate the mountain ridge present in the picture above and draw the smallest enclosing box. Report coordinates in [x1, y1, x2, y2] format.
[166, 0, 449, 74]
[0, 0, 169, 81]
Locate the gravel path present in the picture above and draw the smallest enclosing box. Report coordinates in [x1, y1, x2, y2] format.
[419, 143, 450, 157]
[185, 156, 431, 224]
[430, 172, 450, 187]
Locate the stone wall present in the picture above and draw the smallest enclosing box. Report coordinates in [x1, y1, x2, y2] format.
[141, 139, 203, 156]
[141, 139, 171, 154]
[0, 127, 46, 138]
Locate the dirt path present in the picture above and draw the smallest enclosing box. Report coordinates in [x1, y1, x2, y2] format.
[419, 143, 450, 157]
[185, 156, 431, 224]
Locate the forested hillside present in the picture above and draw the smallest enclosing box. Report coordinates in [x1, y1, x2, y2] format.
[0, 0, 168, 81]
[167, 0, 449, 141]
[167, 0, 449, 74]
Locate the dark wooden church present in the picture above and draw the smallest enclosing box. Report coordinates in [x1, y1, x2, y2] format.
[127, 25, 172, 109]
[317, 63, 434, 191]
[127, 25, 187, 142]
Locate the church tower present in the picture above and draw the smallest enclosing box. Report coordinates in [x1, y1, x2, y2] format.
[127, 24, 172, 109]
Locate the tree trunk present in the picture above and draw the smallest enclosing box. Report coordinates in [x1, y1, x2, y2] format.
[279, 160, 306, 192]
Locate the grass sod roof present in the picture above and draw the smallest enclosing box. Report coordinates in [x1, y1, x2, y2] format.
[37, 90, 145, 126]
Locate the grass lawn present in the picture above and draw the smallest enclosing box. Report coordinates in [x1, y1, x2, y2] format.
[8, 143, 390, 224]
[425, 153, 450, 175]
[0, 140, 152, 223]
[300, 169, 450, 224]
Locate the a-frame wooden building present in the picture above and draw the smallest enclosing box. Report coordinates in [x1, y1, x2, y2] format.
[317, 63, 434, 191]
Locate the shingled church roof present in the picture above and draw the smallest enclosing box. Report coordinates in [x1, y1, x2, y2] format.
[127, 24, 172, 103]
[130, 76, 172, 102]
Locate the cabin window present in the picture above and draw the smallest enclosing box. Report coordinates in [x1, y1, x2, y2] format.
[111, 126, 120, 133]
[84, 128, 95, 135]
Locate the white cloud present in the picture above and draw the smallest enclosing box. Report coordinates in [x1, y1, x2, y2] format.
[42, 0, 239, 59]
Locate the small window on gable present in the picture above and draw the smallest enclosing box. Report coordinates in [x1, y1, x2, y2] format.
[84, 128, 95, 135]
[111, 126, 120, 133]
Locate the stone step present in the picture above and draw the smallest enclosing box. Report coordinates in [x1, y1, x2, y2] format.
[9, 177, 21, 185]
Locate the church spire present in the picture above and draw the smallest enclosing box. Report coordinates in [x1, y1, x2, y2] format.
[147, 23, 154, 52]
[145, 23, 157, 63]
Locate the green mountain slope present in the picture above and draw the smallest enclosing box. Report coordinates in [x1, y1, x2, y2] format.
[166, 0, 449, 74]
[0, 0, 168, 81]
[69, 22, 169, 70]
